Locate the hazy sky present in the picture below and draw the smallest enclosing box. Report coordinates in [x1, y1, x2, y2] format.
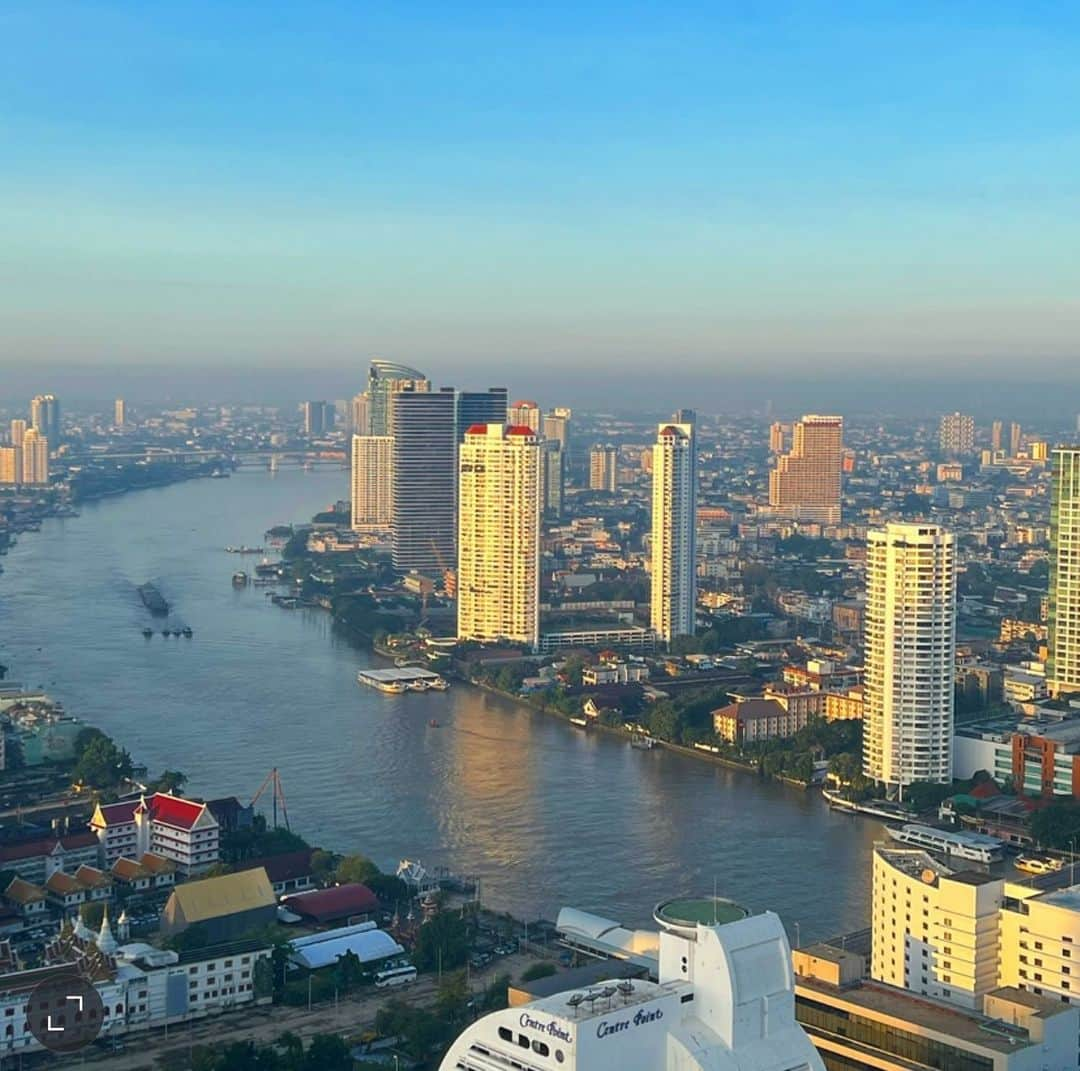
[3, 3, 1080, 382]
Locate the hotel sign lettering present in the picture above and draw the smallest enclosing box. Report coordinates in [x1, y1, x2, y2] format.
[596, 1008, 664, 1039]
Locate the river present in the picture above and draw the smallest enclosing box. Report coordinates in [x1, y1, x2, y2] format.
[0, 468, 879, 937]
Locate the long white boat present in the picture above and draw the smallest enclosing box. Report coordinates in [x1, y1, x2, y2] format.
[886, 823, 1005, 863]
[822, 787, 915, 822]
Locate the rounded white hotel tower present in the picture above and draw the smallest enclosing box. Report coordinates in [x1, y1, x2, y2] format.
[438, 905, 824, 1071]
[862, 522, 956, 792]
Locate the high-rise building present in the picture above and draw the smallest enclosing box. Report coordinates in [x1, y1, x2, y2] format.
[507, 400, 541, 433]
[114, 398, 126, 427]
[1048, 447, 1080, 697]
[457, 423, 541, 650]
[541, 440, 564, 518]
[20, 429, 49, 485]
[391, 386, 456, 575]
[1010, 422, 1023, 458]
[10, 419, 26, 448]
[769, 421, 788, 453]
[542, 410, 569, 449]
[589, 444, 618, 492]
[651, 422, 696, 645]
[939, 412, 975, 456]
[368, 359, 428, 436]
[350, 435, 393, 531]
[768, 415, 843, 524]
[456, 388, 508, 442]
[863, 523, 956, 791]
[302, 401, 327, 437]
[991, 420, 1003, 454]
[350, 392, 370, 435]
[0, 447, 19, 484]
[29, 394, 60, 448]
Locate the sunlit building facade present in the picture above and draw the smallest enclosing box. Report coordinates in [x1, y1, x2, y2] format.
[350, 435, 393, 531]
[20, 428, 48, 485]
[768, 414, 843, 524]
[457, 423, 541, 650]
[650, 422, 696, 645]
[863, 523, 956, 790]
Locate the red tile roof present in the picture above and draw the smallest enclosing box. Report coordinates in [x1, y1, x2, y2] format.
[96, 801, 139, 826]
[506, 425, 535, 436]
[465, 423, 490, 436]
[237, 850, 313, 885]
[512, 400, 538, 409]
[281, 883, 378, 923]
[149, 793, 206, 831]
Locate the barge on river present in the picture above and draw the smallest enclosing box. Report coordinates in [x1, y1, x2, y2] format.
[357, 667, 450, 694]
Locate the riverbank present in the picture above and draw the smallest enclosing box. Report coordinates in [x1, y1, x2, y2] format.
[0, 467, 875, 934]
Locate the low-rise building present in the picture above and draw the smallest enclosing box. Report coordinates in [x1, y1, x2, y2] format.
[2, 877, 47, 920]
[160, 869, 276, 943]
[0, 831, 101, 884]
[111, 852, 178, 892]
[824, 686, 864, 721]
[712, 697, 811, 745]
[91, 793, 220, 876]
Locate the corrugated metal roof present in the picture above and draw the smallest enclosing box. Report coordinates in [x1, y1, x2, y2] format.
[288, 925, 403, 970]
[167, 867, 275, 924]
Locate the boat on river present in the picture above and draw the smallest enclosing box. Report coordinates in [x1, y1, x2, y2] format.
[886, 823, 1005, 863]
[137, 582, 170, 616]
[822, 787, 914, 822]
[631, 735, 656, 750]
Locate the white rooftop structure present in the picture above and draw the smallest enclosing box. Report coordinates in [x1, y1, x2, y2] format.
[555, 907, 660, 970]
[288, 921, 404, 970]
[443, 906, 824, 1071]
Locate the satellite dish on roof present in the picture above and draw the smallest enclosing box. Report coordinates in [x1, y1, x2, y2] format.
[566, 993, 585, 1008]
[617, 981, 634, 996]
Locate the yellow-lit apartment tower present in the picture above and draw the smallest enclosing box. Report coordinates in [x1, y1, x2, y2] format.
[350, 434, 393, 531]
[1049, 447, 1080, 697]
[20, 428, 49, 485]
[457, 423, 541, 650]
[768, 415, 843, 524]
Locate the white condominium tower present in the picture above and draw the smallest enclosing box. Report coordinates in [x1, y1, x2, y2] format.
[1049, 447, 1080, 696]
[350, 435, 393, 531]
[863, 523, 956, 791]
[650, 422, 696, 645]
[768, 414, 843, 524]
[939, 411, 975, 456]
[457, 423, 541, 650]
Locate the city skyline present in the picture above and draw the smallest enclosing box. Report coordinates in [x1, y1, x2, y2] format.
[4, 5, 1080, 379]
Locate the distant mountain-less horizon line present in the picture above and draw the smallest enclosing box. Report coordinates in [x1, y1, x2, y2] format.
[0, 364, 1078, 422]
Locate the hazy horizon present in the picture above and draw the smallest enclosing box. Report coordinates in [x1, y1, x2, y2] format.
[4, 4, 1080, 380]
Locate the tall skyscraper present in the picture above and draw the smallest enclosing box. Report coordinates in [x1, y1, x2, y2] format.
[391, 386, 457, 575]
[589, 444, 618, 492]
[457, 423, 541, 650]
[29, 394, 60, 448]
[456, 388, 508, 442]
[769, 421, 788, 453]
[10, 419, 26, 448]
[350, 435, 393, 531]
[862, 523, 956, 791]
[991, 420, 1003, 454]
[302, 401, 327, 437]
[350, 392, 370, 435]
[650, 422, 696, 645]
[939, 411, 975, 456]
[368, 359, 428, 436]
[767, 415, 843, 524]
[114, 398, 127, 427]
[1009, 421, 1022, 457]
[1048, 447, 1080, 697]
[20, 428, 49, 485]
[507, 400, 541, 433]
[540, 439, 564, 518]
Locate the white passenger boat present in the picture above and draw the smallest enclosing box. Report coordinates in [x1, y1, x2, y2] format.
[886, 823, 1005, 863]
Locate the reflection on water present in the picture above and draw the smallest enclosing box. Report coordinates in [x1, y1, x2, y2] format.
[0, 469, 875, 935]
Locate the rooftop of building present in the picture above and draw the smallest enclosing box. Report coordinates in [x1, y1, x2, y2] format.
[796, 975, 1066, 1053]
[874, 846, 952, 882]
[527, 976, 673, 1023]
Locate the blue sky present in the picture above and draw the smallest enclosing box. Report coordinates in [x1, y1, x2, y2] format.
[2, 2, 1079, 384]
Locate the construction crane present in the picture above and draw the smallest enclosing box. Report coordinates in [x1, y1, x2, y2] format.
[250, 767, 290, 831]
